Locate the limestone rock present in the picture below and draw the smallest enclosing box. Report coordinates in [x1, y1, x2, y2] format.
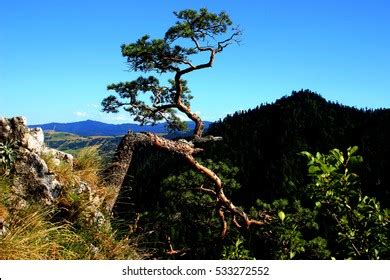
[42, 147, 74, 166]
[0, 116, 28, 145]
[1, 116, 64, 205]
[13, 150, 61, 205]
[0, 116, 73, 166]
[26, 127, 45, 154]
[75, 181, 107, 227]
[1, 116, 107, 228]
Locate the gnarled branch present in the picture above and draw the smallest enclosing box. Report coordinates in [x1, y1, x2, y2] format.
[105, 132, 267, 237]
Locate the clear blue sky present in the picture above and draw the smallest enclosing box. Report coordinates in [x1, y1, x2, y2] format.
[1, 0, 389, 125]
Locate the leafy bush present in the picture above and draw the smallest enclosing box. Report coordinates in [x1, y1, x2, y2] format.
[250, 147, 389, 259]
[222, 238, 254, 260]
[300, 146, 389, 259]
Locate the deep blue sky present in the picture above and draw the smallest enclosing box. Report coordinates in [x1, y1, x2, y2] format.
[1, 0, 389, 125]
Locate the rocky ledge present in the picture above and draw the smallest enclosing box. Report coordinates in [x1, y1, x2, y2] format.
[0, 116, 105, 233]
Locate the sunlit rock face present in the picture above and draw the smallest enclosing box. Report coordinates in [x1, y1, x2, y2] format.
[1, 116, 106, 227]
[0, 116, 66, 205]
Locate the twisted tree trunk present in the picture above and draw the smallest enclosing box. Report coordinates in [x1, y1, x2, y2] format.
[104, 131, 266, 237]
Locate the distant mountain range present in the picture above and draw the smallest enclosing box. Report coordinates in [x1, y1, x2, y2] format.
[30, 119, 212, 137]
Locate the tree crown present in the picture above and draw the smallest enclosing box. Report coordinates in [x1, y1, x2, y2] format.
[102, 8, 240, 137]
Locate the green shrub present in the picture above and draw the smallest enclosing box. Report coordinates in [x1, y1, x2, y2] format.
[0, 141, 17, 175]
[250, 147, 389, 259]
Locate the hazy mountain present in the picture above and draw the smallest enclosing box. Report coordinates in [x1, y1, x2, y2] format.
[30, 119, 212, 137]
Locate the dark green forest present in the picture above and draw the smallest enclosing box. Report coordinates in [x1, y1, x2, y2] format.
[206, 90, 390, 208]
[114, 90, 390, 260]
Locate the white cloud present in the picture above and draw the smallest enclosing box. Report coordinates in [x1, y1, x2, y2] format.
[87, 104, 99, 109]
[98, 112, 134, 123]
[74, 111, 87, 117]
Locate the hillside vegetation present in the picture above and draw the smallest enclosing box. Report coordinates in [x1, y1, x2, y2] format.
[44, 131, 121, 163]
[113, 90, 389, 259]
[206, 90, 390, 208]
[2, 90, 389, 260]
[0, 140, 142, 259]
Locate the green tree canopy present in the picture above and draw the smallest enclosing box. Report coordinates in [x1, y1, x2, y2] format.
[102, 8, 241, 137]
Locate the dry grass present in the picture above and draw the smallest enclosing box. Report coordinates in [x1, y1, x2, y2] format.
[75, 227, 141, 260]
[73, 147, 118, 210]
[0, 207, 142, 260]
[0, 209, 85, 259]
[41, 153, 78, 187]
[42, 146, 104, 203]
[43, 145, 102, 187]
[74, 146, 101, 187]
[0, 147, 142, 260]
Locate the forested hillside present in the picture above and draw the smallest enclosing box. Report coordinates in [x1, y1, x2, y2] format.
[205, 89, 390, 207]
[118, 90, 389, 259]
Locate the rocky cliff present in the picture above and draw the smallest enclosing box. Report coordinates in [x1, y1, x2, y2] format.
[0, 117, 104, 233]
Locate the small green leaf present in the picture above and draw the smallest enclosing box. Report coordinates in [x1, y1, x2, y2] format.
[350, 155, 363, 165]
[299, 151, 312, 159]
[278, 211, 286, 222]
[315, 201, 321, 208]
[289, 251, 296, 259]
[348, 146, 359, 156]
[308, 165, 321, 174]
[374, 249, 379, 257]
[326, 190, 333, 197]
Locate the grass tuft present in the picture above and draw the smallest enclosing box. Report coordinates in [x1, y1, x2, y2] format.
[74, 146, 102, 187]
[0, 209, 84, 259]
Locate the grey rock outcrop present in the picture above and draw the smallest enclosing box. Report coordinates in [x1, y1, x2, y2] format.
[26, 127, 45, 154]
[0, 116, 73, 166]
[0, 116, 72, 206]
[1, 116, 107, 227]
[13, 150, 62, 205]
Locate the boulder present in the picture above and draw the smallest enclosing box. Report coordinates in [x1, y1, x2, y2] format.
[13, 150, 62, 205]
[26, 127, 45, 154]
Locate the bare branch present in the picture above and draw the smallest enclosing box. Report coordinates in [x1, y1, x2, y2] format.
[162, 56, 196, 69]
[192, 136, 223, 144]
[216, 30, 242, 53]
[196, 184, 217, 196]
[190, 37, 214, 52]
